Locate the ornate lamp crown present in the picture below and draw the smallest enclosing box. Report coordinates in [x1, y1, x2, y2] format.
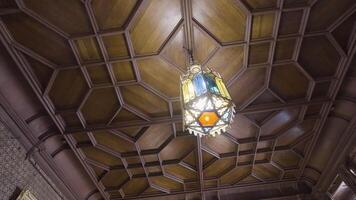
[180, 62, 235, 137]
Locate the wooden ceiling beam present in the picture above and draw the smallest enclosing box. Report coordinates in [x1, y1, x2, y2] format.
[15, 0, 69, 39]
[1, 0, 353, 198]
[313, 43, 356, 192]
[181, 0, 206, 198]
[0, 8, 21, 16]
[70, 28, 125, 40]
[0, 18, 113, 199]
[10, 40, 58, 69]
[7, 27, 328, 71]
[298, 15, 356, 183]
[327, 3, 356, 33]
[80, 146, 297, 171]
[64, 97, 330, 133]
[110, 180, 302, 200]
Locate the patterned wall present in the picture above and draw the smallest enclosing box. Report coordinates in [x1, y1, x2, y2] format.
[0, 122, 63, 200]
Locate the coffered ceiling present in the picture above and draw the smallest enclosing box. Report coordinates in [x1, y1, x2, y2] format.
[0, 0, 355, 199]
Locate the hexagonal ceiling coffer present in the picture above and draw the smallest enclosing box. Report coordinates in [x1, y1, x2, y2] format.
[192, 0, 247, 43]
[130, 0, 182, 55]
[49, 68, 89, 110]
[81, 87, 121, 125]
[120, 85, 170, 118]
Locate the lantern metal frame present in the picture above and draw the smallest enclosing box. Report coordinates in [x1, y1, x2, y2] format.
[180, 63, 235, 137]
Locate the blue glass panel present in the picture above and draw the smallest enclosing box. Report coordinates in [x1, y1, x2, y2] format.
[221, 111, 230, 122]
[193, 73, 207, 96]
[204, 74, 220, 95]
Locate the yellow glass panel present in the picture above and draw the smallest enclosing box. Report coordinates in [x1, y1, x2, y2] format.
[187, 79, 195, 100]
[182, 80, 189, 103]
[182, 79, 195, 103]
[215, 77, 231, 99]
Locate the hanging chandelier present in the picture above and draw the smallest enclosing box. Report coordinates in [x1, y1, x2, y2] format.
[180, 60, 235, 137]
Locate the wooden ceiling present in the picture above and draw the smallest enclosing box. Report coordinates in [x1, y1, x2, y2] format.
[0, 0, 355, 199]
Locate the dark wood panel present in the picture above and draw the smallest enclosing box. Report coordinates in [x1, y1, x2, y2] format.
[82, 147, 122, 166]
[332, 13, 356, 52]
[24, 0, 91, 34]
[138, 124, 172, 150]
[86, 64, 111, 85]
[192, 0, 246, 43]
[274, 39, 297, 61]
[94, 131, 136, 153]
[194, 26, 218, 64]
[270, 64, 309, 100]
[122, 178, 149, 196]
[160, 136, 196, 160]
[112, 61, 136, 82]
[250, 89, 282, 105]
[137, 58, 181, 97]
[101, 169, 129, 187]
[202, 135, 236, 154]
[130, 0, 182, 55]
[162, 27, 187, 69]
[204, 157, 235, 178]
[251, 13, 275, 39]
[260, 108, 300, 136]
[279, 10, 303, 35]
[75, 37, 103, 62]
[307, 0, 355, 31]
[120, 85, 170, 117]
[276, 119, 315, 147]
[206, 45, 244, 82]
[272, 150, 301, 168]
[220, 166, 251, 185]
[229, 68, 266, 107]
[92, 0, 137, 30]
[2, 13, 76, 65]
[111, 109, 142, 124]
[1, 0, 355, 199]
[299, 36, 340, 78]
[150, 176, 183, 191]
[164, 164, 197, 180]
[102, 34, 129, 58]
[243, 0, 278, 10]
[228, 114, 258, 139]
[61, 112, 82, 128]
[49, 68, 88, 110]
[81, 88, 120, 124]
[25, 55, 53, 90]
[248, 42, 271, 65]
[253, 163, 281, 180]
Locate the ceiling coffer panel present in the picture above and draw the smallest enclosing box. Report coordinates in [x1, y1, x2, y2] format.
[0, 0, 355, 199]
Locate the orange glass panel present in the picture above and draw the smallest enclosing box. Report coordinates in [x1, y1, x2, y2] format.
[198, 111, 219, 127]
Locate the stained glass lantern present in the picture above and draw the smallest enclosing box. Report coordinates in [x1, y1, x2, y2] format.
[180, 64, 235, 137]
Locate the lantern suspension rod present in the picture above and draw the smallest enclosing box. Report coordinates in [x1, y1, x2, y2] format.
[182, 0, 195, 66]
[183, 46, 195, 65]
